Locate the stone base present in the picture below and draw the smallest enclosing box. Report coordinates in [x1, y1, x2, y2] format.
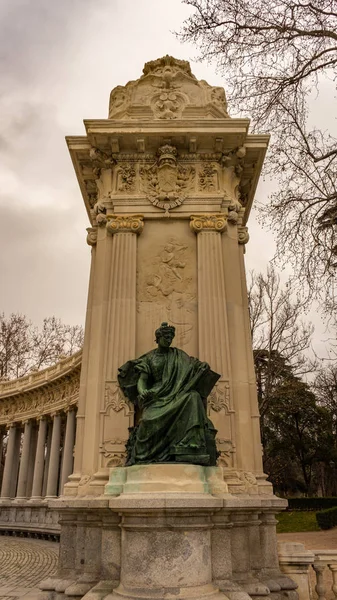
[104, 464, 229, 496]
[106, 583, 227, 600]
[42, 466, 295, 600]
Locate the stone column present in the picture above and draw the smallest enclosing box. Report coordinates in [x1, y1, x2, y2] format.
[25, 424, 38, 498]
[1, 424, 20, 499]
[16, 420, 33, 499]
[105, 215, 144, 376]
[59, 409, 76, 493]
[66, 229, 97, 494]
[190, 214, 229, 375]
[220, 215, 264, 476]
[190, 214, 235, 469]
[42, 421, 52, 497]
[72, 215, 143, 496]
[45, 413, 62, 498]
[31, 417, 48, 500]
[0, 427, 5, 490]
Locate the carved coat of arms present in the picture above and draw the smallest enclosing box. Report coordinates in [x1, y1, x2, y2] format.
[140, 145, 195, 215]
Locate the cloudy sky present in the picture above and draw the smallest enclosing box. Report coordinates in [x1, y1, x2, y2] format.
[0, 0, 334, 357]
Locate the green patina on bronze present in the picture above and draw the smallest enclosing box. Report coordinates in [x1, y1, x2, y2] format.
[118, 323, 220, 467]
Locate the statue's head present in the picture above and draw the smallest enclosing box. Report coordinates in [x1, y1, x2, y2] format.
[155, 322, 175, 347]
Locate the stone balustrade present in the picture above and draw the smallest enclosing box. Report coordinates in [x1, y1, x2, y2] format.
[278, 542, 337, 600]
[0, 352, 81, 536]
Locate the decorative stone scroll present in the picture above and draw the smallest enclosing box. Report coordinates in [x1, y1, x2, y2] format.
[238, 225, 250, 245]
[86, 227, 97, 246]
[190, 214, 227, 233]
[106, 214, 144, 235]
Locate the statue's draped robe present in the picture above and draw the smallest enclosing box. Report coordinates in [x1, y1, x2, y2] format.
[118, 347, 218, 466]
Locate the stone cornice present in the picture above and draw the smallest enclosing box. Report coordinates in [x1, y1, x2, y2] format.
[0, 351, 82, 400]
[0, 357, 81, 425]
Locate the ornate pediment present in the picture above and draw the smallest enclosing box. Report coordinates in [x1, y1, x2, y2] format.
[108, 55, 229, 121]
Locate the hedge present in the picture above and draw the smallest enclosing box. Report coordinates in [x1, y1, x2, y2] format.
[287, 497, 337, 512]
[316, 507, 337, 530]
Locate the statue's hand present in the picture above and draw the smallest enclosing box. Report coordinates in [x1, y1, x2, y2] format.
[138, 389, 153, 405]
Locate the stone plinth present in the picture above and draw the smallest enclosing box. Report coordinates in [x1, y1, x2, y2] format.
[105, 464, 228, 496]
[40, 491, 295, 600]
[106, 493, 226, 600]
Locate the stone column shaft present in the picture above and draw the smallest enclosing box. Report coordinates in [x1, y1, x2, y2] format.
[190, 215, 231, 379]
[42, 421, 52, 497]
[25, 425, 37, 498]
[1, 425, 20, 499]
[221, 223, 263, 473]
[16, 420, 33, 499]
[60, 409, 76, 493]
[31, 417, 48, 499]
[78, 216, 143, 488]
[106, 230, 138, 377]
[45, 414, 62, 498]
[70, 237, 96, 487]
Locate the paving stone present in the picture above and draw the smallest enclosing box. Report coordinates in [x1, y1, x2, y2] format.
[0, 537, 58, 599]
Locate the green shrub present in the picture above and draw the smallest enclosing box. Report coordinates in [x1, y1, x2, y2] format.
[316, 506, 337, 530]
[287, 497, 337, 511]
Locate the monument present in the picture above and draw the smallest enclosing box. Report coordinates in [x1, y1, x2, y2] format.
[40, 56, 297, 600]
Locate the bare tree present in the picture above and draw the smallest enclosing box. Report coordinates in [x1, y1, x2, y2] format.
[180, 0, 337, 310]
[248, 265, 315, 419]
[0, 313, 83, 380]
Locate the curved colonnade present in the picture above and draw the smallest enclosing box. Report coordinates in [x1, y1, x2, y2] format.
[0, 352, 81, 538]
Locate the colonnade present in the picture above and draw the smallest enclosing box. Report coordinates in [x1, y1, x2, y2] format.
[0, 409, 76, 501]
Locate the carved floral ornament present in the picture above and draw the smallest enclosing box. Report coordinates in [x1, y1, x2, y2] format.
[106, 214, 144, 235]
[104, 383, 133, 415]
[190, 214, 227, 234]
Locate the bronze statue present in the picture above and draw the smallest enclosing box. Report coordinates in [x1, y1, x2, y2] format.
[118, 323, 220, 466]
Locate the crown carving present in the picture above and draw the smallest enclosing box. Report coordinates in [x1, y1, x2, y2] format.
[157, 145, 177, 164]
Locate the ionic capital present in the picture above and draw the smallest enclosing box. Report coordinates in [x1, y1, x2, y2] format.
[106, 214, 144, 235]
[190, 214, 227, 234]
[238, 225, 249, 245]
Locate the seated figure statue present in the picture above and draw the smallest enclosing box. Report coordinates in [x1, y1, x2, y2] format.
[118, 322, 220, 467]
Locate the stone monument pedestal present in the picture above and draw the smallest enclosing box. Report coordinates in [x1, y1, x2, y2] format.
[38, 56, 298, 600]
[40, 466, 297, 600]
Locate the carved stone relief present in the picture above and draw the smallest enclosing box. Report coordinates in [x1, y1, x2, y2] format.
[216, 438, 234, 468]
[137, 222, 197, 357]
[208, 382, 231, 414]
[198, 163, 218, 192]
[140, 145, 195, 214]
[104, 383, 132, 415]
[116, 165, 136, 193]
[108, 55, 229, 120]
[101, 382, 134, 469]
